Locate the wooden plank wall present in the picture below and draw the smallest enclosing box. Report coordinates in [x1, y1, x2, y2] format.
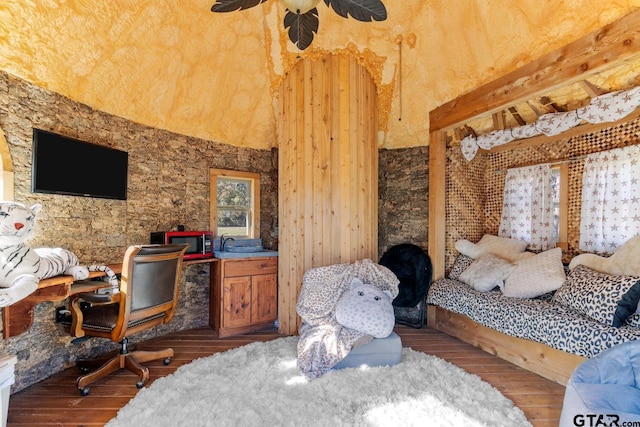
[277, 54, 379, 335]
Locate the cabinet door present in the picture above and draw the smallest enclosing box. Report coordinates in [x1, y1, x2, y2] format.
[222, 276, 252, 328]
[251, 274, 277, 324]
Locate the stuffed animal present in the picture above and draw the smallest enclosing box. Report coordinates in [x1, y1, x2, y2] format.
[335, 277, 395, 338]
[0, 201, 90, 306]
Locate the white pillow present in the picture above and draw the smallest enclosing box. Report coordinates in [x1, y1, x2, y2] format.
[458, 253, 515, 292]
[503, 247, 566, 298]
[455, 234, 529, 261]
[455, 239, 485, 259]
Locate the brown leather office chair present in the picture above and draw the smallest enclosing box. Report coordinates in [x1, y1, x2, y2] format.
[68, 244, 188, 396]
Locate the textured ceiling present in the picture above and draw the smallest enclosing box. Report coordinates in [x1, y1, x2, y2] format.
[1, 1, 640, 149]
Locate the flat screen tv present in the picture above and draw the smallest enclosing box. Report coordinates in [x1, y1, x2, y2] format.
[31, 129, 128, 200]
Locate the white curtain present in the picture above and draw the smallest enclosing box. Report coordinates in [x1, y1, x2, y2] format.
[580, 145, 640, 253]
[499, 164, 555, 251]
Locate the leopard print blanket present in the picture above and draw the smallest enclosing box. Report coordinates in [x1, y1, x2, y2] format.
[296, 259, 399, 379]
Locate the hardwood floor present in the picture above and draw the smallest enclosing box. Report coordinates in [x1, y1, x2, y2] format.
[7, 325, 565, 426]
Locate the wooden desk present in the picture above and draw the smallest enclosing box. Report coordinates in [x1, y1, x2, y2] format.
[2, 264, 123, 339]
[1, 258, 218, 339]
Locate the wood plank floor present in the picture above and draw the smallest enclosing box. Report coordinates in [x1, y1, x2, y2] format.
[7, 325, 565, 426]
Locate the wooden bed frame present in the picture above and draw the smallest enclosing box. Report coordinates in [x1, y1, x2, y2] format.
[427, 305, 585, 385]
[426, 10, 640, 384]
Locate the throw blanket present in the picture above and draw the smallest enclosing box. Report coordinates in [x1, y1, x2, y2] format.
[296, 259, 399, 379]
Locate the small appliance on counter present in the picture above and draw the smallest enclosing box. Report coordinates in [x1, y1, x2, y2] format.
[150, 230, 213, 260]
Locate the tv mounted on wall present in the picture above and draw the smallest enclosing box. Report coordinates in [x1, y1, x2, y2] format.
[31, 129, 129, 200]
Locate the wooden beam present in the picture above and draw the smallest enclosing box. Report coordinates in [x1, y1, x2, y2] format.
[492, 111, 507, 130]
[526, 100, 544, 117]
[430, 8, 640, 132]
[508, 107, 527, 126]
[580, 79, 606, 97]
[540, 96, 566, 113]
[428, 129, 447, 280]
[463, 125, 477, 138]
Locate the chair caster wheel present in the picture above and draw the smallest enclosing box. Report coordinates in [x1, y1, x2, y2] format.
[163, 358, 171, 365]
[79, 387, 90, 396]
[136, 381, 144, 389]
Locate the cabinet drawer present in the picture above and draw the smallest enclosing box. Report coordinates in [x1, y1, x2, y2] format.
[224, 258, 277, 277]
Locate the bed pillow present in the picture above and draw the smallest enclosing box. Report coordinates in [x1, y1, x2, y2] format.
[626, 313, 640, 328]
[448, 254, 474, 280]
[455, 234, 529, 261]
[615, 281, 640, 326]
[503, 248, 566, 298]
[551, 264, 640, 327]
[455, 239, 485, 259]
[458, 253, 515, 292]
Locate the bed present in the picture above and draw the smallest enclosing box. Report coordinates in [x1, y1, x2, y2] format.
[425, 10, 640, 386]
[426, 235, 640, 385]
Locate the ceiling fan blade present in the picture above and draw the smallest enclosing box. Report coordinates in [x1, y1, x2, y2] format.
[283, 9, 319, 50]
[211, 0, 268, 13]
[323, 0, 387, 22]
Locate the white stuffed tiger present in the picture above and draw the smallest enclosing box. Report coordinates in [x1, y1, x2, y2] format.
[87, 264, 119, 294]
[0, 201, 90, 306]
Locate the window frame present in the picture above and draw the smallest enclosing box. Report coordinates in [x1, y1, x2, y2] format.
[209, 168, 260, 239]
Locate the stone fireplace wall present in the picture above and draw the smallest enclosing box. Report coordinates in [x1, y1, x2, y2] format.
[378, 146, 429, 257]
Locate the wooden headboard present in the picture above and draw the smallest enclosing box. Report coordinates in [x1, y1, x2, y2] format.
[427, 9, 640, 280]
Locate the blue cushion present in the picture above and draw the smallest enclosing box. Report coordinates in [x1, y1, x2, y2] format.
[560, 340, 640, 427]
[332, 332, 402, 370]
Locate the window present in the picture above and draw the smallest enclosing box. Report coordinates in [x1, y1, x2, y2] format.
[209, 169, 260, 239]
[498, 164, 555, 251]
[579, 145, 640, 253]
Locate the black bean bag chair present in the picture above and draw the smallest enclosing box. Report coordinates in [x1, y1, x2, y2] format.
[379, 243, 433, 308]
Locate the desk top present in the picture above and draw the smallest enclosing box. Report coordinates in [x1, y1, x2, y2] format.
[36, 258, 217, 289]
[37, 264, 123, 289]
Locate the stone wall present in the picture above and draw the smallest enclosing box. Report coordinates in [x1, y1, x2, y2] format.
[378, 146, 429, 257]
[0, 70, 278, 392]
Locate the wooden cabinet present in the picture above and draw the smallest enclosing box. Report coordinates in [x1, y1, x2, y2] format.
[210, 257, 277, 337]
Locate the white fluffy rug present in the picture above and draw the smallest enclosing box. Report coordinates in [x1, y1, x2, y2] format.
[107, 337, 531, 427]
